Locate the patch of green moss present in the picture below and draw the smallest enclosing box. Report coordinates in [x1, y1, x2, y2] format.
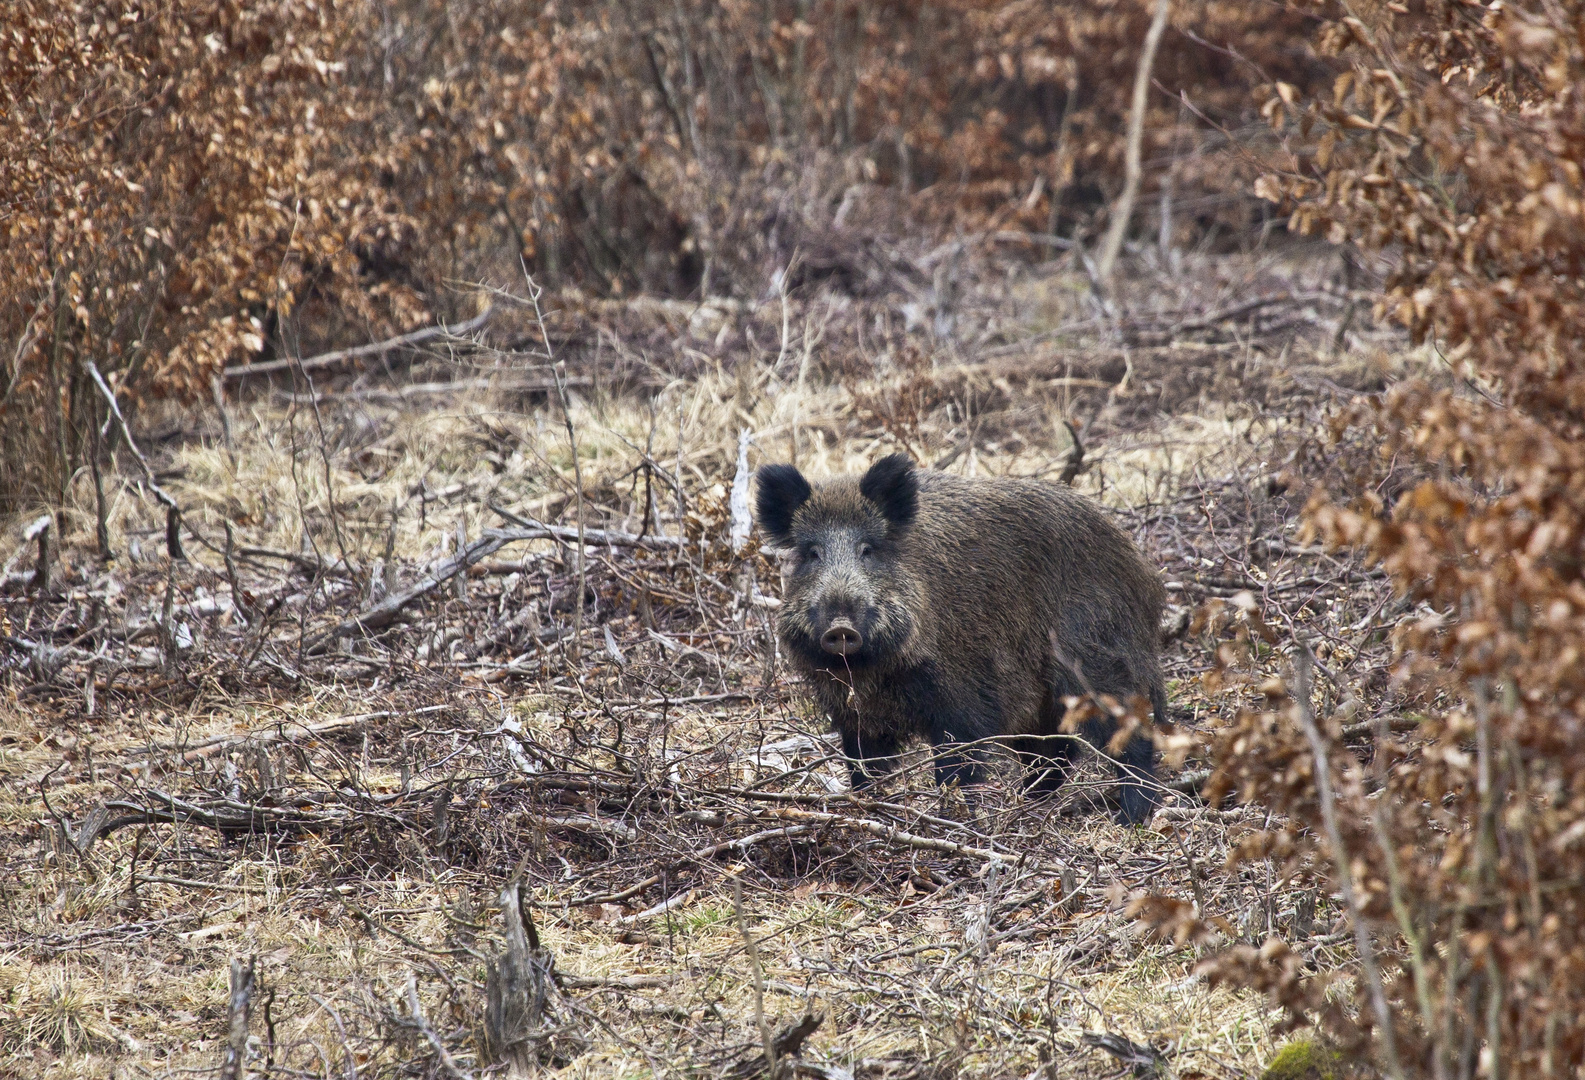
[1261, 1040, 1344, 1080]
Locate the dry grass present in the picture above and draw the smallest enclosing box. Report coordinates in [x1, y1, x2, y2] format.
[1, 245, 1415, 1079]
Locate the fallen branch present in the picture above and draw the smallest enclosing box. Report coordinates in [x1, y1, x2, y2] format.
[566, 824, 820, 908]
[237, 546, 355, 576]
[1342, 715, 1420, 740]
[304, 531, 519, 654]
[1167, 290, 1327, 333]
[135, 874, 271, 895]
[762, 807, 1047, 870]
[1081, 1032, 1168, 1076]
[557, 973, 676, 990]
[561, 805, 1062, 909]
[541, 813, 640, 844]
[487, 508, 687, 549]
[306, 522, 684, 654]
[131, 705, 453, 766]
[90, 788, 353, 843]
[1166, 768, 1210, 794]
[274, 374, 589, 405]
[730, 1013, 825, 1079]
[223, 306, 494, 379]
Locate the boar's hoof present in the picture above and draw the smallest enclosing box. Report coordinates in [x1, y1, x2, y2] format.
[820, 620, 862, 656]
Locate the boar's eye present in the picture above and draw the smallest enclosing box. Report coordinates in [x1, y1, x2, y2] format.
[805, 544, 823, 563]
[858, 542, 874, 561]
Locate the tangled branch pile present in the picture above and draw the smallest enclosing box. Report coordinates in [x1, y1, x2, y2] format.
[1, 0, 1324, 513]
[1165, 0, 1585, 1075]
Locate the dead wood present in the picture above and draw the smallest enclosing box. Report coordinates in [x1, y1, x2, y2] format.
[730, 1012, 825, 1079]
[391, 976, 475, 1080]
[91, 788, 353, 842]
[1081, 1031, 1168, 1077]
[1095, 0, 1172, 287]
[223, 307, 495, 379]
[304, 530, 521, 654]
[218, 956, 256, 1080]
[137, 704, 452, 766]
[84, 358, 180, 515]
[484, 880, 582, 1074]
[275, 374, 585, 405]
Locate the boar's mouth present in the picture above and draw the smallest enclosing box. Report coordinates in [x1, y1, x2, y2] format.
[819, 618, 862, 657]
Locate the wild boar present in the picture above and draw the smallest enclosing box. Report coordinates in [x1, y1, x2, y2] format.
[755, 453, 1167, 823]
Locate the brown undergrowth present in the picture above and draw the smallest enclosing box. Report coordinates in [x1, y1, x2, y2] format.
[1145, 0, 1585, 1075]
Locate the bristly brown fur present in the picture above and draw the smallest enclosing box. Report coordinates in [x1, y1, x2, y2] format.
[756, 454, 1168, 823]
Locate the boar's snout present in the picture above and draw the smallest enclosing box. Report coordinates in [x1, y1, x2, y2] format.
[820, 618, 863, 657]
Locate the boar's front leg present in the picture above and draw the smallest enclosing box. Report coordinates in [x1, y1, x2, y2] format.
[925, 729, 989, 792]
[922, 696, 996, 795]
[837, 726, 903, 790]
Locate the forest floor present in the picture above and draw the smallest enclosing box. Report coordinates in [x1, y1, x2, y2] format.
[0, 239, 1425, 1079]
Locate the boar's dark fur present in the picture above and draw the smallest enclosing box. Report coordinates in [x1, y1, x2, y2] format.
[756, 453, 1167, 823]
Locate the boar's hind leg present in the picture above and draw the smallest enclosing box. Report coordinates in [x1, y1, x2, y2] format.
[1111, 732, 1160, 826]
[839, 727, 903, 790]
[1012, 732, 1081, 798]
[1065, 711, 1160, 824]
[1048, 657, 1162, 824]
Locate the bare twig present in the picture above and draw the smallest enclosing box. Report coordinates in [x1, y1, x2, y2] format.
[735, 879, 777, 1078]
[1292, 645, 1404, 1080]
[553, 358, 586, 664]
[83, 359, 177, 511]
[134, 705, 452, 765]
[1095, 0, 1172, 287]
[487, 508, 685, 549]
[519, 264, 586, 666]
[303, 531, 518, 654]
[398, 975, 474, 1080]
[137, 875, 271, 895]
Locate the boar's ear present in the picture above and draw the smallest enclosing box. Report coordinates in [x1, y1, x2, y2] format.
[755, 464, 812, 545]
[860, 453, 918, 531]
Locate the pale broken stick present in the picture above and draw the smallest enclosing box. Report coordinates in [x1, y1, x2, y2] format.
[561, 810, 1067, 909]
[762, 807, 1061, 872]
[223, 306, 495, 379]
[305, 524, 684, 655]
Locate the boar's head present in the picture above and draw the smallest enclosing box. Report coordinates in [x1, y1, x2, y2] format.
[755, 453, 922, 670]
